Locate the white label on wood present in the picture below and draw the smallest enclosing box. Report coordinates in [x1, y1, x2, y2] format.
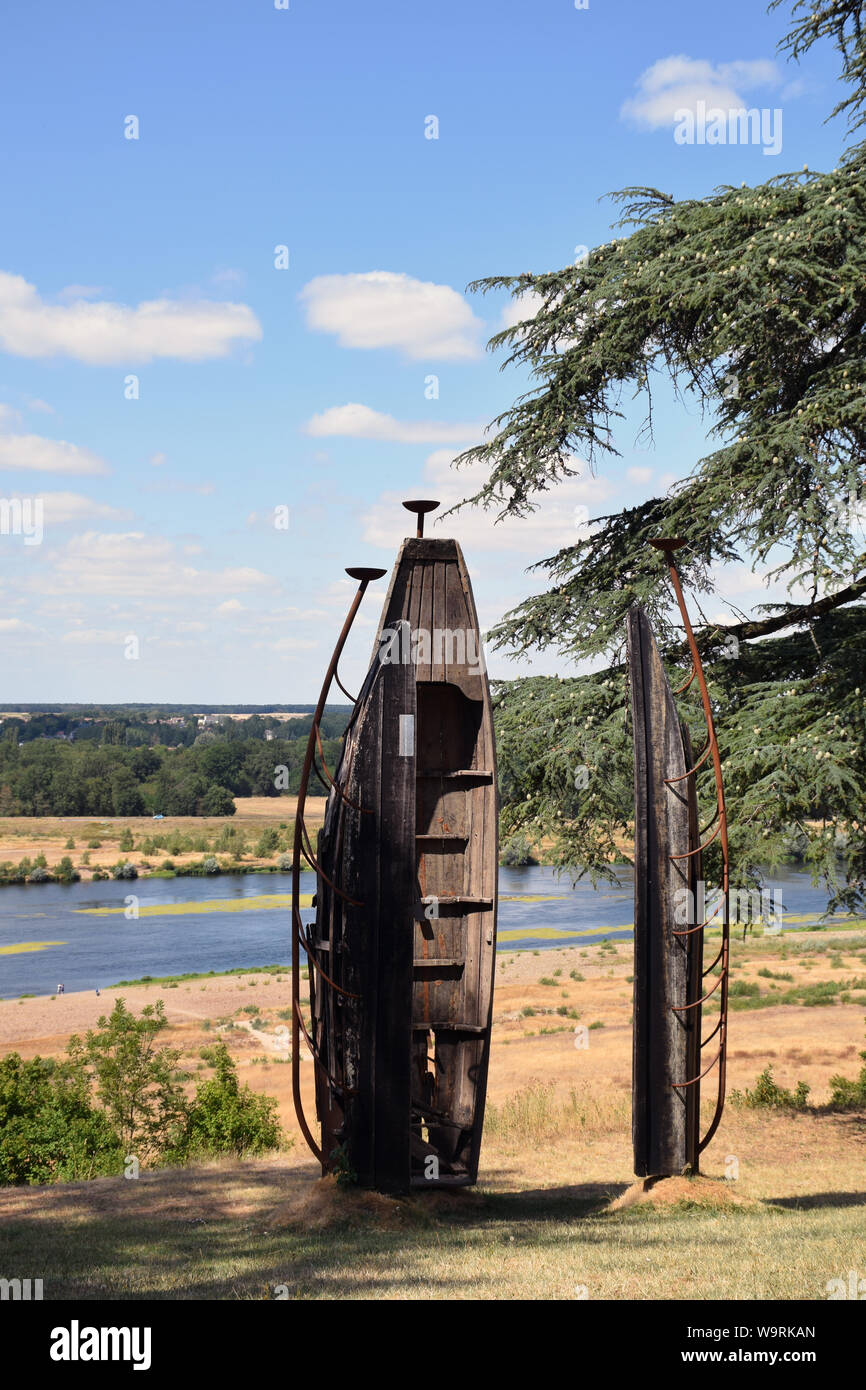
[398, 713, 414, 757]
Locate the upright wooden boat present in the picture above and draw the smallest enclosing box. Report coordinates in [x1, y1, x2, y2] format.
[295, 505, 498, 1192]
[627, 605, 703, 1176]
[626, 542, 732, 1176]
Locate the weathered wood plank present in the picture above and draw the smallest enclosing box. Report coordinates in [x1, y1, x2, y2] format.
[627, 605, 695, 1177]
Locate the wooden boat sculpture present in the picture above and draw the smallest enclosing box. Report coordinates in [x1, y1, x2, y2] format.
[626, 539, 731, 1178]
[291, 501, 498, 1192]
[627, 604, 703, 1175]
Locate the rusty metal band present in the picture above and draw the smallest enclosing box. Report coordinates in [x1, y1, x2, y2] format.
[291, 572, 379, 1167]
[653, 540, 731, 1157]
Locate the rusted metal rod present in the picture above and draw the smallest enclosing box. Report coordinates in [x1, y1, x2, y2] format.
[402, 499, 440, 538]
[291, 565, 385, 1166]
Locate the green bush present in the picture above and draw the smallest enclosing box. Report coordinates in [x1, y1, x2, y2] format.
[731, 1065, 810, 1111]
[255, 828, 280, 857]
[112, 861, 138, 880]
[828, 1022, 866, 1110]
[0, 1053, 123, 1185]
[55, 856, 80, 884]
[499, 833, 538, 867]
[171, 1043, 282, 1159]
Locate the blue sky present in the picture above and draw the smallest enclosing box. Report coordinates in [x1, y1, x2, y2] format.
[0, 0, 850, 701]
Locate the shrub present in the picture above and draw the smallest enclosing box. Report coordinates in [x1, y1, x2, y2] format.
[499, 833, 538, 867]
[55, 856, 80, 884]
[255, 828, 280, 857]
[828, 1022, 866, 1110]
[68, 999, 187, 1160]
[172, 1043, 283, 1159]
[731, 1065, 810, 1111]
[112, 861, 138, 880]
[0, 1053, 123, 1185]
[277, 853, 293, 871]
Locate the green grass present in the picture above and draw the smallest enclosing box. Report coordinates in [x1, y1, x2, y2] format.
[1, 1161, 863, 1299]
[110, 964, 290, 987]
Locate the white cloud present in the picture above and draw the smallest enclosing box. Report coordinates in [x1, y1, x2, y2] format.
[216, 599, 244, 613]
[362, 448, 613, 554]
[305, 402, 483, 445]
[266, 636, 320, 653]
[27, 398, 55, 414]
[61, 628, 125, 645]
[621, 56, 781, 129]
[211, 268, 246, 287]
[149, 451, 167, 467]
[299, 271, 483, 360]
[500, 291, 544, 332]
[626, 466, 653, 484]
[0, 432, 109, 475]
[3, 492, 130, 525]
[29, 531, 275, 599]
[56, 284, 105, 302]
[0, 271, 262, 364]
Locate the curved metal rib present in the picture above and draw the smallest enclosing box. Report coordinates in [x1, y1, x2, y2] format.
[291, 567, 383, 1170]
[334, 669, 358, 704]
[663, 735, 713, 785]
[653, 539, 731, 1161]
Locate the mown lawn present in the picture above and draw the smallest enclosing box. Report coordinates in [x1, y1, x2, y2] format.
[1, 1146, 864, 1300]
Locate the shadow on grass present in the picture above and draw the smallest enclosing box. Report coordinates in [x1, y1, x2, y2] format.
[766, 1190, 866, 1210]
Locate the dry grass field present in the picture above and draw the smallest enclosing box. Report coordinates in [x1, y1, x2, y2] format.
[1, 926, 864, 1299]
[0, 798, 327, 876]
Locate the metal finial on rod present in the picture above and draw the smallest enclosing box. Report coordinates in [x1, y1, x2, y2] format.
[345, 567, 387, 583]
[402, 499, 440, 538]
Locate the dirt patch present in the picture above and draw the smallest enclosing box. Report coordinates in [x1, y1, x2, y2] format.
[263, 1174, 485, 1231]
[608, 1174, 758, 1212]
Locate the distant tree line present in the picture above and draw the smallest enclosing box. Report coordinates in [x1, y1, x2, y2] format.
[0, 713, 350, 817]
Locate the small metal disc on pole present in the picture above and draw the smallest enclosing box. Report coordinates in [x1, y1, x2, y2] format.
[401, 500, 440, 538]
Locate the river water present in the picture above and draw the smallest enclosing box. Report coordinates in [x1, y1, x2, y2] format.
[0, 864, 848, 999]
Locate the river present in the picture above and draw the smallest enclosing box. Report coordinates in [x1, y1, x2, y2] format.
[0, 864, 850, 999]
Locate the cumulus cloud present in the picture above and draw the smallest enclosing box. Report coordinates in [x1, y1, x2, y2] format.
[0, 432, 109, 475]
[299, 271, 483, 360]
[305, 402, 483, 445]
[29, 531, 274, 599]
[621, 55, 781, 129]
[362, 448, 613, 554]
[2, 492, 130, 525]
[500, 291, 544, 332]
[0, 271, 262, 364]
[626, 466, 653, 484]
[61, 628, 125, 645]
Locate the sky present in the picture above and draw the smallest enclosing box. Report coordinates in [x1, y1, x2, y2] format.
[0, 0, 852, 702]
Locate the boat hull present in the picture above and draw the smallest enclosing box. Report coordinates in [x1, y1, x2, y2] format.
[312, 537, 498, 1191]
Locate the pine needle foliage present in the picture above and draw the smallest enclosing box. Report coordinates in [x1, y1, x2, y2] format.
[464, 2, 866, 911]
